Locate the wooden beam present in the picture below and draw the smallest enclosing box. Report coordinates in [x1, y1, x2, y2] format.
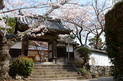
[29, 34, 58, 42]
[29, 38, 49, 42]
[21, 40, 24, 56]
[37, 35, 57, 39]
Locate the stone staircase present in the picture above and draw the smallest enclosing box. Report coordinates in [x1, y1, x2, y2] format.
[28, 64, 83, 81]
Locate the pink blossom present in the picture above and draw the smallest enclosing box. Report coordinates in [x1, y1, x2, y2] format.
[36, 34, 41, 37]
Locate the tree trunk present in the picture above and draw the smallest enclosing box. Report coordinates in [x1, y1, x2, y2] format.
[0, 37, 11, 80]
[95, 35, 99, 49]
[0, 0, 4, 10]
[80, 40, 83, 46]
[83, 59, 87, 66]
[85, 32, 90, 46]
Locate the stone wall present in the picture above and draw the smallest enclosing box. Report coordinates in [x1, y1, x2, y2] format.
[89, 65, 112, 77]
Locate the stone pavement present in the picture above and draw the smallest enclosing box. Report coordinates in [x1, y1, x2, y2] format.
[50, 77, 113, 81]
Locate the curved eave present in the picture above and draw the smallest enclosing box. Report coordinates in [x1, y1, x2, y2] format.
[47, 28, 72, 34]
[16, 17, 72, 34]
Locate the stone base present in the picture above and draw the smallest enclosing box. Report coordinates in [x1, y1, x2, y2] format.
[90, 65, 112, 77]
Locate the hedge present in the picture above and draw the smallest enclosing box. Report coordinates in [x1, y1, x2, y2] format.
[105, 1, 123, 81]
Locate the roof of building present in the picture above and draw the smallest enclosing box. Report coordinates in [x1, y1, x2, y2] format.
[74, 46, 107, 55]
[57, 40, 79, 45]
[16, 17, 72, 34]
[90, 48, 107, 54]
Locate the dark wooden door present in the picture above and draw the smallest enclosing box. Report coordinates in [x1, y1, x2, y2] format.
[57, 47, 66, 58]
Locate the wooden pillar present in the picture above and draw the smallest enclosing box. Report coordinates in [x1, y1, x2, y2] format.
[21, 38, 28, 56]
[21, 40, 24, 56]
[48, 39, 57, 63]
[48, 41, 53, 62]
[65, 43, 67, 62]
[53, 39, 57, 63]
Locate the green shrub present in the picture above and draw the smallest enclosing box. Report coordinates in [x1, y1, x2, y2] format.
[76, 46, 91, 65]
[12, 56, 34, 77]
[105, 1, 123, 81]
[78, 68, 89, 75]
[72, 61, 83, 68]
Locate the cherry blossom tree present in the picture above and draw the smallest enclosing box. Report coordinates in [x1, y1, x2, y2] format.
[89, 0, 112, 49]
[0, 0, 72, 80]
[53, 3, 93, 46]
[53, 0, 112, 48]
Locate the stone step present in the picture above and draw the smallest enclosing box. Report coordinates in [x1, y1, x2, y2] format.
[33, 68, 76, 72]
[33, 66, 74, 69]
[34, 64, 73, 68]
[31, 72, 78, 75]
[28, 64, 82, 81]
[30, 74, 80, 78]
[32, 70, 77, 73]
[28, 76, 83, 81]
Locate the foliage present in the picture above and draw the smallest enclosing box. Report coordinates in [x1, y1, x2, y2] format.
[63, 34, 76, 42]
[76, 46, 91, 65]
[105, 1, 123, 81]
[89, 35, 103, 49]
[67, 34, 76, 40]
[12, 56, 34, 77]
[0, 16, 16, 34]
[6, 17, 16, 34]
[78, 68, 89, 75]
[72, 61, 83, 68]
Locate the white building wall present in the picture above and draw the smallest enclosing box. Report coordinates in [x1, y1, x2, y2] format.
[89, 52, 113, 66]
[66, 45, 73, 52]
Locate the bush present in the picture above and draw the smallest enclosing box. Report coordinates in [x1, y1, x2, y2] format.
[78, 68, 89, 75]
[12, 56, 34, 77]
[72, 61, 83, 68]
[76, 46, 91, 65]
[105, 1, 123, 81]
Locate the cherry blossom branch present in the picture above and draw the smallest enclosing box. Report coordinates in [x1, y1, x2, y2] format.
[0, 1, 76, 14]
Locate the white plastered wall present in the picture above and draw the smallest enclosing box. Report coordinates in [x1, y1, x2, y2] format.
[89, 52, 113, 66]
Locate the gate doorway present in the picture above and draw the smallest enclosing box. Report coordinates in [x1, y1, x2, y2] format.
[57, 46, 66, 63]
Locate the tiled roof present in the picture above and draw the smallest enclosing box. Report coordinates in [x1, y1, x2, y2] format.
[17, 17, 72, 33]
